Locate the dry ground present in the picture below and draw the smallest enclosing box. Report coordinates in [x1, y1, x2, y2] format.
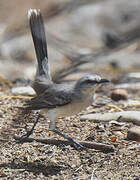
[0, 81, 139, 180]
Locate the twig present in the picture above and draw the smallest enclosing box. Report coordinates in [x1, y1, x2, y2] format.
[14, 135, 114, 152]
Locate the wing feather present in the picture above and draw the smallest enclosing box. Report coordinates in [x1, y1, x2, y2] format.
[24, 90, 72, 110]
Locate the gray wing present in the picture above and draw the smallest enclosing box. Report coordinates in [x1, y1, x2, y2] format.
[24, 89, 73, 110]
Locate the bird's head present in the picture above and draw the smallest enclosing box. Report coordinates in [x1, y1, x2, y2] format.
[74, 74, 109, 95]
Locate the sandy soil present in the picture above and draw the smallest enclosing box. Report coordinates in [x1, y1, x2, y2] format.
[0, 82, 139, 179]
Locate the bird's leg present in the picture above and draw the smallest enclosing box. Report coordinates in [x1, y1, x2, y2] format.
[52, 129, 87, 150]
[49, 115, 87, 150]
[18, 113, 40, 141]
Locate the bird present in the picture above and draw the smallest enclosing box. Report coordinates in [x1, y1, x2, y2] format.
[21, 9, 109, 149]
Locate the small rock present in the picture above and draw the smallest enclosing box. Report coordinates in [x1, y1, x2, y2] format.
[110, 89, 128, 101]
[128, 72, 140, 79]
[110, 136, 117, 142]
[123, 100, 140, 107]
[81, 111, 140, 126]
[109, 120, 125, 126]
[127, 126, 140, 142]
[115, 83, 140, 90]
[11, 86, 35, 96]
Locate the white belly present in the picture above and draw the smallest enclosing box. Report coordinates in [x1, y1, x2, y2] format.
[56, 96, 93, 117]
[43, 95, 93, 130]
[42, 95, 93, 119]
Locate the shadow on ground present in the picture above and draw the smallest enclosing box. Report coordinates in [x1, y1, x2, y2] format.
[0, 160, 66, 177]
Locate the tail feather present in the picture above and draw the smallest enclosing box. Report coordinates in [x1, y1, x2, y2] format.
[28, 9, 51, 79]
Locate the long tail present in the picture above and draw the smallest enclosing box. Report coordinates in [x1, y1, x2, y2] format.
[28, 9, 51, 80]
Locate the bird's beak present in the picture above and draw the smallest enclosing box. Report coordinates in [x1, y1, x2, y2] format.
[98, 79, 110, 84]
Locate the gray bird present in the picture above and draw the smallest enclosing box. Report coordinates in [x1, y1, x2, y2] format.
[21, 9, 109, 149]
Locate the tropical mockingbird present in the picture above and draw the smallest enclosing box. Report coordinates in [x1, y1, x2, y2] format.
[21, 9, 109, 149]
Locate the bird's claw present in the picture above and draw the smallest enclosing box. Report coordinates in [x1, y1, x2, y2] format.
[71, 139, 88, 151]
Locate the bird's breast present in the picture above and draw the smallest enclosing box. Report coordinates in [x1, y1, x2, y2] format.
[56, 95, 93, 117]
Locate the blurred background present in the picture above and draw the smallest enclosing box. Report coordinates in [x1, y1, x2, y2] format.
[0, 2, 140, 179]
[0, 0, 140, 83]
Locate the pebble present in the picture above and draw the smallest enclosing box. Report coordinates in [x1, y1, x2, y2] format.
[81, 111, 140, 126]
[127, 126, 140, 142]
[115, 83, 140, 90]
[11, 86, 35, 96]
[123, 99, 140, 107]
[110, 89, 128, 101]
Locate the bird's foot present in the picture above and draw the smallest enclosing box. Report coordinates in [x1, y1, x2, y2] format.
[69, 137, 88, 151]
[17, 124, 33, 142]
[17, 113, 40, 142]
[52, 129, 87, 151]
